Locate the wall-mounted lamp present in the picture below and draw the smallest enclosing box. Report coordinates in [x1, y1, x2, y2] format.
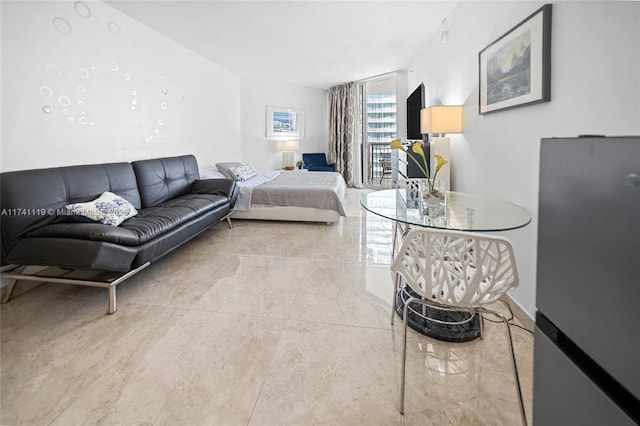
[276, 140, 299, 170]
[420, 105, 463, 189]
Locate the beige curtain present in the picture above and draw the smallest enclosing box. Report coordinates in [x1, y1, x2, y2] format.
[328, 82, 363, 188]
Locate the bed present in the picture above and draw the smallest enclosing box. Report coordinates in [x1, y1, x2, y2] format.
[201, 165, 347, 224]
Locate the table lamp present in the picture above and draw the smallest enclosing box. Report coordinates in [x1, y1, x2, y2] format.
[277, 140, 299, 170]
[420, 105, 463, 188]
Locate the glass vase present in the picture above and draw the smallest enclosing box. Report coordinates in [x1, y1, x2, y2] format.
[420, 179, 448, 215]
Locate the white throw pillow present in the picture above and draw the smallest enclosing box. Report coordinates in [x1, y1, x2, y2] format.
[229, 164, 258, 181]
[65, 191, 138, 226]
[215, 162, 245, 179]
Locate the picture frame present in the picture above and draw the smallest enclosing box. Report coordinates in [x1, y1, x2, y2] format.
[479, 4, 552, 114]
[266, 106, 304, 139]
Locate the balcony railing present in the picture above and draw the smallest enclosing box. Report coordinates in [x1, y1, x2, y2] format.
[366, 142, 393, 186]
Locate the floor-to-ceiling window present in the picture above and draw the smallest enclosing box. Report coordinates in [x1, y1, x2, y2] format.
[361, 77, 397, 188]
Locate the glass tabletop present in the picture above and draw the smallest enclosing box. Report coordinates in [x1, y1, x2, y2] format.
[361, 189, 531, 232]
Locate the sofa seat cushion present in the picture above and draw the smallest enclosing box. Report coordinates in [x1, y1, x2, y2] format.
[26, 193, 229, 246]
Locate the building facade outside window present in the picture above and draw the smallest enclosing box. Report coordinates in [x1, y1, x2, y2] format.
[363, 78, 397, 187]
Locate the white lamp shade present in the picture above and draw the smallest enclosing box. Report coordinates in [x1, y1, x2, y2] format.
[276, 140, 300, 152]
[420, 106, 463, 135]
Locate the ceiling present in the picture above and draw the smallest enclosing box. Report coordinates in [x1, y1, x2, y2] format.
[106, 1, 459, 89]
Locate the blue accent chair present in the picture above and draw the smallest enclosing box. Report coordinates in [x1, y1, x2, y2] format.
[302, 153, 336, 172]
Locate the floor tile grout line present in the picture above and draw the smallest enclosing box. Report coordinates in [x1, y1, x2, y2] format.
[244, 317, 287, 426]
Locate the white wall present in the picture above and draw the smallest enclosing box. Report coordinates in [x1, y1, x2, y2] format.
[240, 77, 328, 171]
[1, 0, 241, 172]
[408, 1, 640, 316]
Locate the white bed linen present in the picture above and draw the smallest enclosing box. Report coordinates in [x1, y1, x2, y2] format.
[234, 170, 282, 211]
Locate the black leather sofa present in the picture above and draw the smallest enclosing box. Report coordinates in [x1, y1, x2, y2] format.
[0, 154, 238, 314]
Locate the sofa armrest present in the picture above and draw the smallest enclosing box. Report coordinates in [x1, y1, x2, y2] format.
[190, 179, 238, 207]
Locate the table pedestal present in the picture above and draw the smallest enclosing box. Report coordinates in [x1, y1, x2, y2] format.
[395, 287, 481, 343]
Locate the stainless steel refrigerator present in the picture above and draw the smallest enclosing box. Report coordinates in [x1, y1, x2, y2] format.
[534, 136, 640, 425]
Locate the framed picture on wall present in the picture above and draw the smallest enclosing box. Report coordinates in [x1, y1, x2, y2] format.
[479, 4, 552, 114]
[266, 106, 304, 139]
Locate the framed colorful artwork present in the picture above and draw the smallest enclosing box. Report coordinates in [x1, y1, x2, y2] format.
[479, 4, 552, 114]
[266, 106, 304, 139]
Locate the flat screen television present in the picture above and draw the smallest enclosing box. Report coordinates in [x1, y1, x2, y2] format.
[406, 83, 424, 140]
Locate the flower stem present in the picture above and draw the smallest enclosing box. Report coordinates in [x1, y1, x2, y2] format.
[406, 153, 429, 182]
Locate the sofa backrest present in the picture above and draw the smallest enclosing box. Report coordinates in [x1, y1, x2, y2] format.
[131, 155, 199, 208]
[1, 162, 141, 264]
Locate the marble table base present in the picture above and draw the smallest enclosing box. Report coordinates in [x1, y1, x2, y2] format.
[395, 287, 481, 343]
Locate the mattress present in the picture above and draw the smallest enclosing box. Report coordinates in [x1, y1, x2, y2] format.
[233, 170, 347, 222]
[253, 171, 346, 214]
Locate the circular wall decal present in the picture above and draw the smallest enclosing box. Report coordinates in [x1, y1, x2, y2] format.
[44, 64, 62, 78]
[74, 1, 91, 18]
[39, 86, 53, 98]
[53, 17, 72, 35]
[107, 21, 121, 36]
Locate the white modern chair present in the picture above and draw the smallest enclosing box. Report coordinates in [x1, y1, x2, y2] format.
[390, 227, 527, 425]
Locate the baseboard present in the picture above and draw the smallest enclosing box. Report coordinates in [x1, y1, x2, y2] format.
[504, 294, 535, 332]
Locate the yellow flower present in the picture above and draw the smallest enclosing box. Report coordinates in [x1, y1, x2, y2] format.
[389, 139, 404, 150]
[434, 154, 448, 173]
[411, 141, 425, 156]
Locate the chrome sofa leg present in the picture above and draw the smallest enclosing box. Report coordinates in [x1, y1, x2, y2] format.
[1, 265, 25, 304]
[221, 211, 234, 228]
[1, 262, 149, 315]
[1, 278, 18, 304]
[108, 286, 117, 314]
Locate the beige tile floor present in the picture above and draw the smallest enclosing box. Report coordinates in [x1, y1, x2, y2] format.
[0, 188, 534, 425]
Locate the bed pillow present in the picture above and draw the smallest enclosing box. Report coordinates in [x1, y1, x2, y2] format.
[199, 168, 227, 179]
[215, 162, 245, 179]
[229, 164, 258, 181]
[65, 191, 138, 226]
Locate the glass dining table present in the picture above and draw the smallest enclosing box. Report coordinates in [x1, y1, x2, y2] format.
[361, 189, 531, 233]
[361, 188, 531, 342]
